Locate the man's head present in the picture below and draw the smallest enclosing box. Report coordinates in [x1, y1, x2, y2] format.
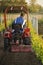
[20, 12, 25, 17]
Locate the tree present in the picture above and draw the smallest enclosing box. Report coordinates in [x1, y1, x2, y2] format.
[29, 0, 38, 13]
[30, 0, 36, 5]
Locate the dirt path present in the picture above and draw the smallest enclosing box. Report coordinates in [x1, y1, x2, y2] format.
[0, 34, 43, 65]
[0, 52, 42, 65]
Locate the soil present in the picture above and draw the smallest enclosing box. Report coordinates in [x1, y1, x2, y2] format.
[0, 33, 43, 65]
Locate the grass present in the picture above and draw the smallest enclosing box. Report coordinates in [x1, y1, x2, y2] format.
[0, 20, 13, 31]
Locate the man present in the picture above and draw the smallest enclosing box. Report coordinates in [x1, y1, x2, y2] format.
[12, 12, 25, 44]
[15, 12, 24, 24]
[14, 12, 26, 28]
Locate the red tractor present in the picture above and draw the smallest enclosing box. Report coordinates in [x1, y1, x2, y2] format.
[4, 6, 31, 52]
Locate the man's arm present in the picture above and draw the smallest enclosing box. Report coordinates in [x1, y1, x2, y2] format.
[22, 20, 26, 28]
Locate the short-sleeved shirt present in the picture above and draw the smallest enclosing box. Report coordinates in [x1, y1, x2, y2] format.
[15, 16, 24, 24]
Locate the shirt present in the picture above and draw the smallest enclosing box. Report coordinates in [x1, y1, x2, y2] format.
[15, 16, 24, 24]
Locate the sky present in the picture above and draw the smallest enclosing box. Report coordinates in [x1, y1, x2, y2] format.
[26, 0, 43, 6]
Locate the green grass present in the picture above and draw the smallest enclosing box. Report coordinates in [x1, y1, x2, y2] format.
[0, 20, 13, 31]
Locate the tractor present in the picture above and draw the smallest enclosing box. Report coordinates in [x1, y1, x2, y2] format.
[4, 6, 31, 52]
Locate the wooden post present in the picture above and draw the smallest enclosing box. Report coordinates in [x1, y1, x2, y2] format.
[27, 11, 29, 27]
[4, 13, 7, 28]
